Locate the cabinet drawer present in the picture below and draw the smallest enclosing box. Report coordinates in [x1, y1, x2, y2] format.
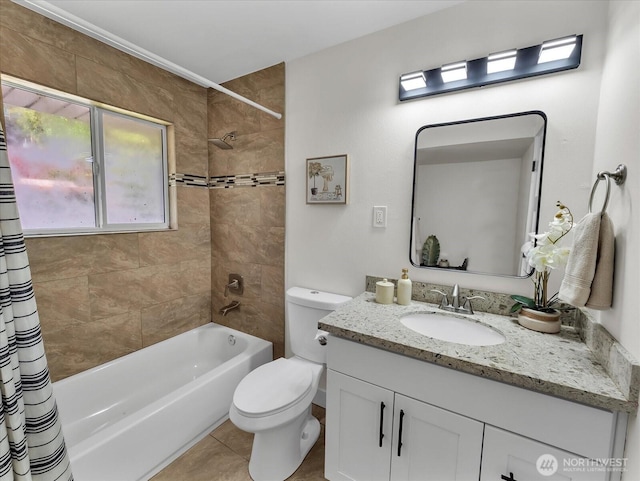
[481, 426, 608, 481]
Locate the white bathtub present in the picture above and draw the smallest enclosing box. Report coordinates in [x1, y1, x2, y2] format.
[53, 323, 272, 481]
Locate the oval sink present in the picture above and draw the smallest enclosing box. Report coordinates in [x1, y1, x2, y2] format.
[400, 312, 505, 346]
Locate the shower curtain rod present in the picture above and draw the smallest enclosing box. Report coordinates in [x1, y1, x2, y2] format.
[11, 0, 283, 120]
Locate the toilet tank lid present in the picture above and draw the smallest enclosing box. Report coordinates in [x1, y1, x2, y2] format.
[286, 287, 352, 310]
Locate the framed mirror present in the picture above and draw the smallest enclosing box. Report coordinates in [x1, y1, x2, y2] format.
[410, 111, 546, 277]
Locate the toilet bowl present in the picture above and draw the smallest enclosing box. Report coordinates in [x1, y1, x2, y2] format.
[230, 357, 323, 481]
[229, 287, 352, 481]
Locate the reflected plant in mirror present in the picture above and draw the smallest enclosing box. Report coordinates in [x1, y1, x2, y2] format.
[410, 111, 546, 278]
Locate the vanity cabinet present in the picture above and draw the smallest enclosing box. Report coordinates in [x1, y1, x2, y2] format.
[325, 337, 624, 481]
[325, 370, 483, 481]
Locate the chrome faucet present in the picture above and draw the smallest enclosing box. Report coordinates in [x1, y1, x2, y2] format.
[431, 284, 485, 315]
[219, 300, 240, 316]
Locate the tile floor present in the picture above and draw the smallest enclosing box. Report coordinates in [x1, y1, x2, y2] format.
[151, 406, 327, 481]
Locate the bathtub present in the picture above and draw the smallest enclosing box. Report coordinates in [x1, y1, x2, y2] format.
[53, 323, 272, 481]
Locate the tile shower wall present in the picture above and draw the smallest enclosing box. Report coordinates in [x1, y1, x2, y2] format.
[0, 0, 211, 381]
[208, 64, 286, 359]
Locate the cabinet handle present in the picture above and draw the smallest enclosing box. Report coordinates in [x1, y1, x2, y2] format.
[379, 402, 385, 447]
[397, 409, 405, 457]
[501, 472, 517, 481]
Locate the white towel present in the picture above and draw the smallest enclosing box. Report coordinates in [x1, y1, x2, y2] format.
[558, 212, 615, 309]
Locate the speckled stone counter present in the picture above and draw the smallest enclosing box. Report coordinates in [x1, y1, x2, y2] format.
[319, 292, 639, 413]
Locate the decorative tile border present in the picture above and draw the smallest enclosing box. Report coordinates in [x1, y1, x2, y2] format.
[169, 173, 209, 187]
[171, 171, 285, 189]
[209, 171, 285, 189]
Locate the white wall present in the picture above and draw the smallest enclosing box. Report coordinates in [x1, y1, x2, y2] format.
[591, 1, 640, 476]
[286, 0, 607, 298]
[286, 0, 639, 476]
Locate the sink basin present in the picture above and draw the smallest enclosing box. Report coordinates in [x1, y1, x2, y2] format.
[400, 312, 505, 346]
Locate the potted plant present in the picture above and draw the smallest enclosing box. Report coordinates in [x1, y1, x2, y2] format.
[511, 201, 573, 333]
[308, 162, 322, 196]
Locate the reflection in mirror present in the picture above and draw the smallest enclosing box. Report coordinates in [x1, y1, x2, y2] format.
[411, 111, 546, 277]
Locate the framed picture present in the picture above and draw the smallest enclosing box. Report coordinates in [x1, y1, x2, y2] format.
[306, 154, 349, 204]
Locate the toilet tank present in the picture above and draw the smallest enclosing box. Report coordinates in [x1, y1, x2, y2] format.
[286, 287, 352, 363]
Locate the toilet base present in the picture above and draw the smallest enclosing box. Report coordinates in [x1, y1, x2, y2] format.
[248, 407, 320, 481]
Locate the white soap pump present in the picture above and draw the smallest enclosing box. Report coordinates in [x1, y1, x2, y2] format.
[397, 268, 412, 305]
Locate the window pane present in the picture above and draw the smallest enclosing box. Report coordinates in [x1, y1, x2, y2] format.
[1, 84, 95, 230]
[102, 112, 166, 225]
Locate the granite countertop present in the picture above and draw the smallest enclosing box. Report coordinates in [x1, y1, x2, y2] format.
[319, 292, 637, 413]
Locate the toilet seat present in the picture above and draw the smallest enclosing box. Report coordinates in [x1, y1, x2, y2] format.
[233, 358, 313, 418]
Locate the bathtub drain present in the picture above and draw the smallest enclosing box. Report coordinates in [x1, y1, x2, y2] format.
[228, 335, 236, 346]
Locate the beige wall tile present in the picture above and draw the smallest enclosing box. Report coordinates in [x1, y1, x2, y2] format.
[261, 264, 285, 308]
[0, 26, 77, 93]
[76, 56, 174, 121]
[174, 88, 209, 176]
[34, 276, 91, 325]
[177, 186, 210, 225]
[211, 223, 284, 267]
[43, 311, 142, 382]
[26, 234, 139, 283]
[208, 95, 261, 138]
[88, 268, 144, 319]
[138, 223, 211, 266]
[260, 186, 285, 228]
[0, 0, 77, 51]
[177, 258, 212, 297]
[141, 293, 210, 347]
[210, 188, 261, 226]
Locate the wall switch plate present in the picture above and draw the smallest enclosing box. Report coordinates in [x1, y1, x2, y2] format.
[373, 206, 387, 228]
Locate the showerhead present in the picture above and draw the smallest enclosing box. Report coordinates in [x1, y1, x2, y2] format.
[209, 131, 237, 150]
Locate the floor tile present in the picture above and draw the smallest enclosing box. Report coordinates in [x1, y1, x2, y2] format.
[151, 434, 251, 481]
[154, 406, 327, 480]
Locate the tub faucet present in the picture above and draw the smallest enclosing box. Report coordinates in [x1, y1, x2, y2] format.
[219, 300, 240, 316]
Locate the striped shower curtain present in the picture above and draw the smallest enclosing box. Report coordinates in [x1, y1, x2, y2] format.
[0, 123, 73, 480]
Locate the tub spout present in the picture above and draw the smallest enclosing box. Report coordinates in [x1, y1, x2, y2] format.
[219, 300, 240, 316]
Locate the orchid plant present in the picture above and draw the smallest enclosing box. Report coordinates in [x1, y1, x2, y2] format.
[511, 202, 573, 313]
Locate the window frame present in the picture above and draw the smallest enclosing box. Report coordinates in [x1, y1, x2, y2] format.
[1, 77, 171, 237]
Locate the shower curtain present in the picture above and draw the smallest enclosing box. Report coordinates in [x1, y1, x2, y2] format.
[0, 123, 73, 480]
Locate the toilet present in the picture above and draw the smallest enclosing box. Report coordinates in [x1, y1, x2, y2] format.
[229, 287, 351, 481]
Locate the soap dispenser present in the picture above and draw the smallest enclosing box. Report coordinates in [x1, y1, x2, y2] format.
[397, 268, 412, 305]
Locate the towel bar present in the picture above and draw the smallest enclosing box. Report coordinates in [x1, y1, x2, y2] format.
[588, 164, 627, 214]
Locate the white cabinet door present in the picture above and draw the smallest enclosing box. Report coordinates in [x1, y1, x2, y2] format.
[481, 426, 608, 481]
[325, 370, 395, 481]
[391, 394, 484, 481]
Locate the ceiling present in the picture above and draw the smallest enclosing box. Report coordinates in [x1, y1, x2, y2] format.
[22, 0, 464, 85]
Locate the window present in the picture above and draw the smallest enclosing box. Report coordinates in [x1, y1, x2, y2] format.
[1, 78, 169, 235]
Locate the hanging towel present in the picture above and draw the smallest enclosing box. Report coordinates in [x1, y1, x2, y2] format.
[559, 212, 615, 308]
[585, 213, 615, 309]
[558, 213, 601, 307]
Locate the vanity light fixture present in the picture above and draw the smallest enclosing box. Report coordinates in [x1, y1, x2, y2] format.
[441, 61, 467, 83]
[538, 35, 578, 64]
[487, 49, 518, 74]
[400, 71, 427, 91]
[399, 34, 582, 101]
